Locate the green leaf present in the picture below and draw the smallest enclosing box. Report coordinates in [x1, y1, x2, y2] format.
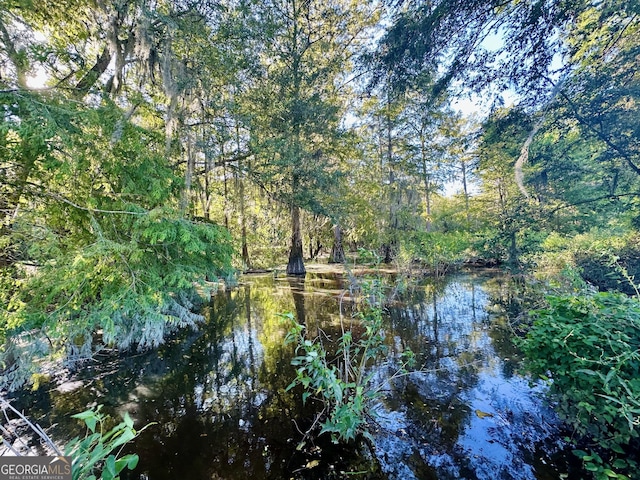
[104, 455, 116, 477]
[285, 380, 298, 392]
[126, 454, 139, 470]
[71, 409, 98, 420]
[85, 416, 98, 433]
[123, 412, 134, 429]
[111, 428, 135, 449]
[72, 409, 100, 433]
[114, 458, 128, 473]
[573, 450, 589, 459]
[612, 459, 627, 469]
[610, 443, 625, 454]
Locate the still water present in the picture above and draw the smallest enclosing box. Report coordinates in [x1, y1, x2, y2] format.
[12, 268, 576, 479]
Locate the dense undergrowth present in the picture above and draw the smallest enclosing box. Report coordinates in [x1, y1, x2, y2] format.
[1, 208, 234, 391]
[347, 228, 640, 480]
[518, 229, 640, 480]
[522, 293, 640, 480]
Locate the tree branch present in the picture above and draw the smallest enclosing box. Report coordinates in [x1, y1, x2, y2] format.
[558, 90, 640, 176]
[16, 181, 148, 215]
[74, 47, 112, 96]
[547, 192, 640, 214]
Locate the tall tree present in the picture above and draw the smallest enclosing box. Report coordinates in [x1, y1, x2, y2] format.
[476, 108, 533, 263]
[248, 0, 379, 274]
[398, 81, 458, 232]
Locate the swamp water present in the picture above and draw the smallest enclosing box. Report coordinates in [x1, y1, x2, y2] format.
[11, 268, 577, 479]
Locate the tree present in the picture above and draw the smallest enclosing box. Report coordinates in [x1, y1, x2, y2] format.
[0, 0, 240, 390]
[246, 0, 379, 274]
[398, 81, 460, 232]
[475, 108, 533, 263]
[447, 116, 480, 228]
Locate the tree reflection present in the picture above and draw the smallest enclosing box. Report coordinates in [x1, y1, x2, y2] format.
[7, 270, 564, 480]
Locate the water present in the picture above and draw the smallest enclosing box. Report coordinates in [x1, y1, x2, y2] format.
[10, 268, 576, 479]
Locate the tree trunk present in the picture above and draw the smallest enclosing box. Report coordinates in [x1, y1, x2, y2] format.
[424, 173, 432, 232]
[382, 243, 393, 264]
[180, 130, 194, 215]
[237, 123, 251, 269]
[286, 204, 306, 275]
[308, 239, 322, 259]
[509, 231, 518, 266]
[74, 46, 112, 96]
[222, 142, 230, 230]
[329, 224, 346, 263]
[461, 160, 470, 228]
[421, 135, 432, 232]
[241, 216, 251, 269]
[382, 91, 396, 263]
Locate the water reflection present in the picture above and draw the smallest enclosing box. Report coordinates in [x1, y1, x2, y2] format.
[9, 271, 571, 479]
[373, 275, 567, 480]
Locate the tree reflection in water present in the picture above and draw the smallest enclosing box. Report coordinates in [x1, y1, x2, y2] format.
[9, 271, 573, 479]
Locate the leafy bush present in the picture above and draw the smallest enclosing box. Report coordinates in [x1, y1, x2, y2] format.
[0, 98, 236, 391]
[575, 236, 640, 296]
[521, 292, 640, 479]
[66, 406, 150, 480]
[471, 226, 548, 266]
[531, 230, 640, 295]
[285, 317, 375, 443]
[1, 207, 234, 390]
[355, 247, 382, 266]
[0, 400, 147, 480]
[402, 231, 472, 273]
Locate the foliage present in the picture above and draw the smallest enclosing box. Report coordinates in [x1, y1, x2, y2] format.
[245, 0, 379, 273]
[530, 230, 640, 296]
[521, 293, 640, 479]
[401, 231, 472, 274]
[355, 248, 382, 266]
[373, 0, 640, 269]
[0, 399, 147, 480]
[283, 278, 415, 444]
[285, 316, 374, 444]
[574, 238, 640, 297]
[65, 406, 151, 480]
[0, 92, 235, 391]
[1, 210, 233, 390]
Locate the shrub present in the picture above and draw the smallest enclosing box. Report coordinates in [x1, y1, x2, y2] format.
[402, 231, 473, 274]
[0, 400, 147, 480]
[531, 230, 640, 296]
[1, 208, 234, 390]
[521, 292, 640, 479]
[66, 406, 150, 480]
